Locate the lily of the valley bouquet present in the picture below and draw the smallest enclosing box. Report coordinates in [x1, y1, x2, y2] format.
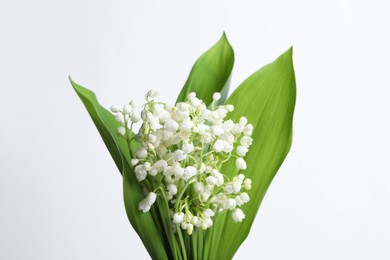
[70, 33, 296, 260]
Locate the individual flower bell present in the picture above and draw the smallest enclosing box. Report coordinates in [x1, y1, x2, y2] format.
[112, 90, 254, 233]
[138, 192, 157, 213]
[232, 208, 245, 223]
[236, 158, 247, 170]
[213, 92, 221, 101]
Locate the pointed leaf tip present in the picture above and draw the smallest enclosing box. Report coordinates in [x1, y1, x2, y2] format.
[176, 34, 235, 106]
[221, 31, 228, 40]
[70, 80, 168, 259]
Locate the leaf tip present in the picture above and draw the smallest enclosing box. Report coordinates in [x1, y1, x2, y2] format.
[275, 46, 294, 69]
[68, 75, 74, 85]
[285, 46, 293, 58]
[288, 46, 293, 58]
[219, 31, 232, 48]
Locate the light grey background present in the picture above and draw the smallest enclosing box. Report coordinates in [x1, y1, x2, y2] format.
[1, 0, 389, 259]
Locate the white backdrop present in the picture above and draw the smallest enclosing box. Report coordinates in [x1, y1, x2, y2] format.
[1, 0, 389, 259]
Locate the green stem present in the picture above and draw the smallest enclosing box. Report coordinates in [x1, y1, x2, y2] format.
[192, 229, 198, 260]
[155, 186, 182, 260]
[175, 177, 196, 212]
[176, 224, 187, 260]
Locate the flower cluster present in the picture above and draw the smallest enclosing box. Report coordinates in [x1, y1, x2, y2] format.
[111, 90, 253, 235]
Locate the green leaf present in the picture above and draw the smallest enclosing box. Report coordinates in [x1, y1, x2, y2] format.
[70, 78, 168, 260]
[207, 48, 296, 259]
[123, 162, 169, 260]
[69, 77, 129, 173]
[176, 33, 234, 106]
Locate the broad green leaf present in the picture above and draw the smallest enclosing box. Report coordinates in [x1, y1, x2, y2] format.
[69, 77, 129, 173]
[207, 48, 296, 259]
[123, 161, 169, 260]
[176, 33, 234, 106]
[70, 78, 168, 260]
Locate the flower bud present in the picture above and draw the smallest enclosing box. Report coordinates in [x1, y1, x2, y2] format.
[146, 89, 159, 98]
[201, 222, 208, 230]
[146, 192, 157, 205]
[135, 148, 147, 159]
[224, 184, 234, 194]
[135, 165, 147, 181]
[115, 113, 124, 123]
[203, 209, 215, 218]
[142, 122, 150, 135]
[206, 176, 217, 186]
[138, 200, 150, 213]
[172, 163, 184, 178]
[239, 116, 248, 126]
[131, 159, 139, 166]
[181, 222, 187, 230]
[213, 139, 225, 153]
[188, 92, 196, 100]
[235, 196, 244, 206]
[143, 162, 151, 171]
[190, 97, 201, 107]
[167, 184, 177, 195]
[244, 179, 252, 190]
[191, 216, 200, 226]
[232, 209, 245, 223]
[212, 92, 221, 101]
[244, 124, 253, 136]
[183, 166, 197, 181]
[225, 104, 234, 112]
[236, 158, 247, 170]
[186, 223, 194, 235]
[148, 168, 158, 176]
[173, 150, 186, 162]
[236, 146, 249, 157]
[173, 212, 185, 224]
[233, 182, 242, 193]
[123, 104, 132, 114]
[240, 136, 253, 147]
[129, 100, 137, 107]
[130, 112, 141, 123]
[240, 192, 250, 203]
[110, 105, 120, 113]
[211, 125, 223, 136]
[225, 198, 237, 210]
[117, 126, 126, 136]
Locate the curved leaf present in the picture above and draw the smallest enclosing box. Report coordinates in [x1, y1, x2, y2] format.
[208, 48, 296, 259]
[176, 33, 234, 106]
[70, 78, 168, 260]
[70, 77, 129, 172]
[123, 161, 169, 260]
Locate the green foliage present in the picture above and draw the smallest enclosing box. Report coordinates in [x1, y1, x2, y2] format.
[176, 33, 234, 106]
[70, 78, 168, 260]
[207, 48, 296, 259]
[70, 36, 296, 260]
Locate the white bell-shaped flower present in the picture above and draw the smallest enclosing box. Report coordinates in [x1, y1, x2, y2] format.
[232, 208, 245, 223]
[212, 92, 221, 101]
[236, 158, 247, 170]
